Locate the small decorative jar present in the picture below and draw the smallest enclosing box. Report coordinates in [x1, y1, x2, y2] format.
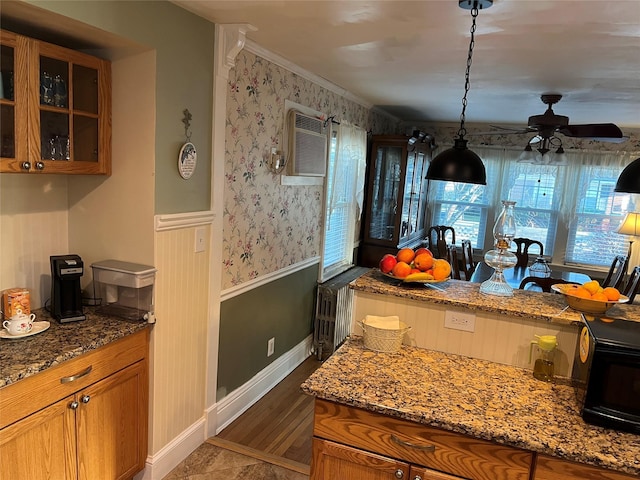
[530, 256, 551, 278]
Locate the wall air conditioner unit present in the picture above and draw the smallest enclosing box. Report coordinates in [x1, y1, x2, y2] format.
[287, 109, 327, 177]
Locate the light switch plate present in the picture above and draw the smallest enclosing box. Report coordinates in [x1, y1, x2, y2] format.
[194, 227, 206, 253]
[444, 310, 476, 332]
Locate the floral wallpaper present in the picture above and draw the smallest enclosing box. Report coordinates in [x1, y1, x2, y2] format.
[223, 50, 397, 289]
[223, 50, 640, 290]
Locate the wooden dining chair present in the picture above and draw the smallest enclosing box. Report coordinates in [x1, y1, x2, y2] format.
[428, 225, 455, 259]
[461, 239, 475, 280]
[602, 255, 628, 289]
[512, 238, 544, 268]
[622, 265, 640, 303]
[519, 276, 572, 293]
[446, 244, 462, 280]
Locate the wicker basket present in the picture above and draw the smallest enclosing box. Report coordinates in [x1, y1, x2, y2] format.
[359, 319, 410, 353]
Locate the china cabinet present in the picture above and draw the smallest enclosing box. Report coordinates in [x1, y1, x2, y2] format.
[0, 29, 111, 175]
[0, 329, 148, 480]
[359, 135, 432, 267]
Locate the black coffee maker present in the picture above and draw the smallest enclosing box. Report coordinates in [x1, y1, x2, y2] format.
[50, 254, 86, 322]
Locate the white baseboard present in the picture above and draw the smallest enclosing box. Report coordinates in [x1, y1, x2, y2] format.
[214, 334, 313, 434]
[135, 418, 206, 480]
[135, 335, 312, 480]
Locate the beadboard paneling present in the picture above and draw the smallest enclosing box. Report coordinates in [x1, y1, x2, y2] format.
[353, 291, 579, 377]
[153, 225, 211, 452]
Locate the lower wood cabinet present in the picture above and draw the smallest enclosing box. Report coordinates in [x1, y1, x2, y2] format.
[533, 454, 637, 480]
[0, 329, 149, 480]
[311, 399, 637, 480]
[311, 399, 532, 480]
[312, 438, 465, 480]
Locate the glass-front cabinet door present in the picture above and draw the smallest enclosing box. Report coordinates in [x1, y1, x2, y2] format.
[0, 30, 111, 175]
[0, 31, 28, 165]
[367, 144, 402, 242]
[360, 135, 433, 267]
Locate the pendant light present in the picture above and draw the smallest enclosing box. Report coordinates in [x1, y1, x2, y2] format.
[614, 157, 640, 193]
[426, 0, 492, 185]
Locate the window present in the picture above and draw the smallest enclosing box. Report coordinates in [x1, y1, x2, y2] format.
[429, 148, 636, 268]
[565, 164, 632, 266]
[501, 163, 563, 256]
[319, 122, 367, 282]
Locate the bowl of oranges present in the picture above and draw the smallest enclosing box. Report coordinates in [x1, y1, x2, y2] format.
[551, 280, 629, 314]
[379, 247, 451, 283]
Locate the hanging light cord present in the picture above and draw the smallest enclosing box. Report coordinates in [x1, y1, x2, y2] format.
[457, 5, 479, 140]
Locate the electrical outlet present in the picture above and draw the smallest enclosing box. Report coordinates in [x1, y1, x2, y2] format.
[194, 227, 206, 253]
[444, 310, 476, 332]
[267, 337, 275, 357]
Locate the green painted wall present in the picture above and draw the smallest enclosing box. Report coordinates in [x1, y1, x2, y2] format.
[24, 0, 214, 215]
[217, 264, 318, 399]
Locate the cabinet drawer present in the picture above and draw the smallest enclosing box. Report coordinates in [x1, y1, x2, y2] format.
[0, 328, 148, 428]
[313, 399, 532, 480]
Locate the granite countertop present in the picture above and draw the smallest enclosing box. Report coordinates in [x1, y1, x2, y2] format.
[301, 337, 640, 476]
[0, 307, 150, 388]
[353, 269, 640, 324]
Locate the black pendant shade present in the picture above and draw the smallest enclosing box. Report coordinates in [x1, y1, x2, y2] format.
[426, 138, 487, 185]
[615, 157, 640, 193]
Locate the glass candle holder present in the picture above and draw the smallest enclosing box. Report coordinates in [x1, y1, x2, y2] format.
[480, 200, 517, 296]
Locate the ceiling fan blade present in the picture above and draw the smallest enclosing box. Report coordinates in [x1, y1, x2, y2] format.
[559, 123, 626, 142]
[467, 126, 534, 136]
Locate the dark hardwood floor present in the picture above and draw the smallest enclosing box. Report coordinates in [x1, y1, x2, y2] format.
[214, 355, 323, 469]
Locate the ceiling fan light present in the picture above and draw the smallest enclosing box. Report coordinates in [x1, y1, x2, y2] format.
[518, 144, 537, 163]
[426, 138, 487, 185]
[615, 157, 640, 193]
[551, 146, 568, 166]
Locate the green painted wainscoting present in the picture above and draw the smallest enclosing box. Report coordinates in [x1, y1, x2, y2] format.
[217, 264, 318, 400]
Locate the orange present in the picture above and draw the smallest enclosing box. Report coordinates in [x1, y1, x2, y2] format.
[410, 268, 421, 274]
[582, 280, 600, 295]
[396, 248, 415, 264]
[414, 247, 433, 258]
[414, 253, 435, 271]
[603, 287, 621, 301]
[392, 261, 412, 278]
[432, 258, 452, 280]
[569, 286, 592, 299]
[591, 292, 609, 302]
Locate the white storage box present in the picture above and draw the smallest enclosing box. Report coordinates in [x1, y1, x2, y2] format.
[92, 260, 156, 322]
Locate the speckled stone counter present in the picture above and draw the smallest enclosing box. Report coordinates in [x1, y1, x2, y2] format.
[353, 269, 640, 324]
[301, 337, 640, 476]
[0, 307, 150, 387]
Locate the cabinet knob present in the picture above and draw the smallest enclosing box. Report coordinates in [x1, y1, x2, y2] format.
[35, 161, 45, 170]
[69, 401, 79, 410]
[394, 469, 404, 479]
[81, 395, 91, 404]
[413, 476, 422, 480]
[21, 161, 31, 171]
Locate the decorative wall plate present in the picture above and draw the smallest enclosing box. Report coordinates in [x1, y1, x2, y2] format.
[178, 142, 197, 179]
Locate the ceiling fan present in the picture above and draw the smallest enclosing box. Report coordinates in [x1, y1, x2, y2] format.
[479, 94, 627, 143]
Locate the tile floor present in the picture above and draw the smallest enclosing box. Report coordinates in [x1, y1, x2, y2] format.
[162, 442, 309, 480]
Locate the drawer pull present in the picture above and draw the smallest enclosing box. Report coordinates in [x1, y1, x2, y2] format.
[390, 434, 436, 452]
[394, 469, 404, 479]
[60, 365, 93, 384]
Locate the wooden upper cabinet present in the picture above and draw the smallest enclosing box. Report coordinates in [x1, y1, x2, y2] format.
[0, 29, 111, 175]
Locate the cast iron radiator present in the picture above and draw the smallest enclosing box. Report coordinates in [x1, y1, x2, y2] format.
[314, 266, 369, 360]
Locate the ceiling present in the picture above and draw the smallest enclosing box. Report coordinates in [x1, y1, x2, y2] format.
[171, 0, 640, 129]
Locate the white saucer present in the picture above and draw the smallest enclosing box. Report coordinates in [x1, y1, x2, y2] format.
[1, 321, 50, 339]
